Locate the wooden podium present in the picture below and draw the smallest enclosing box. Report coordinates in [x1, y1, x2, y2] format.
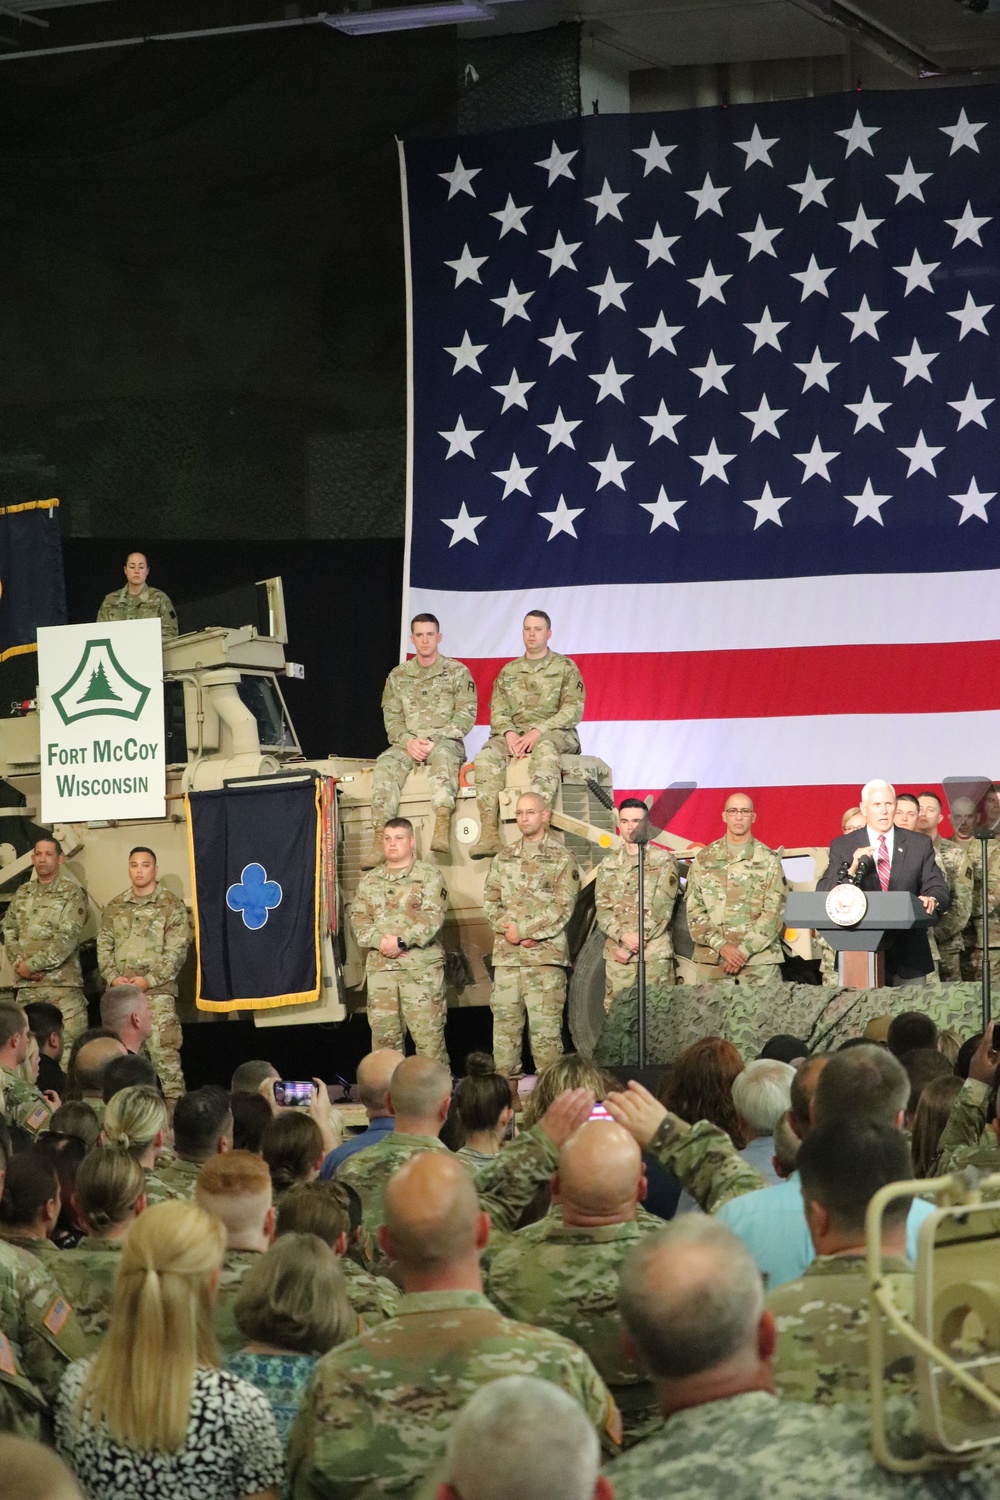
[785, 891, 931, 990]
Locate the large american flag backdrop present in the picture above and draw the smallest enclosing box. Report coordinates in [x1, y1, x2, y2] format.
[399, 85, 1000, 848]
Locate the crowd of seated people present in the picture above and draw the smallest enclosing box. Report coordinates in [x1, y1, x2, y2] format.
[3, 986, 1000, 1500]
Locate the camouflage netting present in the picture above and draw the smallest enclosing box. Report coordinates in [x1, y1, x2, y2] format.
[593, 982, 988, 1066]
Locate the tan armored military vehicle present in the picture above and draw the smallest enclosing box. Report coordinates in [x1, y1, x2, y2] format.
[0, 588, 824, 1052]
[0, 593, 641, 1046]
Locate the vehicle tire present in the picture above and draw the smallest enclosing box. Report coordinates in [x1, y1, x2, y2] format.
[568, 926, 608, 1058]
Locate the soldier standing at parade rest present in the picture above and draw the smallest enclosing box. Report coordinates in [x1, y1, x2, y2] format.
[684, 794, 786, 991]
[350, 819, 450, 1068]
[595, 800, 679, 1013]
[2, 837, 89, 1047]
[96, 550, 178, 637]
[471, 611, 584, 859]
[96, 847, 190, 1103]
[363, 613, 478, 869]
[483, 792, 581, 1081]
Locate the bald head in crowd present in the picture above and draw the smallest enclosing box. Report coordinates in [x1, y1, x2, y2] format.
[73, 1036, 128, 1096]
[388, 1056, 453, 1134]
[554, 1121, 644, 1224]
[380, 1152, 487, 1277]
[358, 1048, 405, 1117]
[440, 1377, 610, 1500]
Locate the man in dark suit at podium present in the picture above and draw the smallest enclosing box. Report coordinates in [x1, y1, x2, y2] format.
[817, 779, 949, 985]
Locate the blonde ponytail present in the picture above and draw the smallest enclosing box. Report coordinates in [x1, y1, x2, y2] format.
[79, 1200, 225, 1452]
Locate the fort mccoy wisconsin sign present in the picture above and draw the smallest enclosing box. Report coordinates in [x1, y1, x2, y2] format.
[38, 620, 166, 821]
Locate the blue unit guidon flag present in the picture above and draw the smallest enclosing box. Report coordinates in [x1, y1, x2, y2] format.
[187, 779, 321, 1013]
[399, 86, 1000, 848]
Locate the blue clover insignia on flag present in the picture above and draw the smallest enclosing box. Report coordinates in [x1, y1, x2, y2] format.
[226, 864, 283, 931]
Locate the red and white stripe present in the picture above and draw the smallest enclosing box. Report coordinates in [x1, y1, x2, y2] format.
[404, 570, 1000, 847]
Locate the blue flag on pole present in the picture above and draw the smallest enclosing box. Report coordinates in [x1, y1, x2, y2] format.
[187, 778, 321, 1012]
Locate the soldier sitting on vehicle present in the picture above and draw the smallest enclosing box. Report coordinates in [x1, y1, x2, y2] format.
[471, 610, 585, 860]
[363, 613, 478, 869]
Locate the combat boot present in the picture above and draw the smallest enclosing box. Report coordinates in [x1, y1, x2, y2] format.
[471, 806, 501, 860]
[361, 825, 385, 870]
[431, 808, 452, 855]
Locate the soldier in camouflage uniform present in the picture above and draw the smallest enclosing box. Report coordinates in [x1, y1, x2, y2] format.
[46, 1240, 122, 1352]
[930, 1030, 1000, 1175]
[770, 1254, 915, 1405]
[287, 1152, 621, 1500]
[767, 1117, 917, 1406]
[43, 1144, 147, 1353]
[471, 611, 584, 859]
[483, 794, 581, 1079]
[195, 1151, 276, 1357]
[0, 1007, 55, 1135]
[916, 792, 974, 983]
[350, 819, 449, 1066]
[96, 551, 178, 637]
[2, 839, 89, 1046]
[595, 800, 679, 1012]
[339, 1255, 400, 1325]
[484, 1120, 662, 1446]
[961, 829, 1000, 987]
[612, 1224, 972, 1500]
[684, 795, 786, 991]
[364, 614, 478, 868]
[610, 1218, 972, 1500]
[96, 846, 190, 1102]
[213, 1248, 266, 1357]
[337, 1057, 590, 1273]
[0, 1232, 87, 1438]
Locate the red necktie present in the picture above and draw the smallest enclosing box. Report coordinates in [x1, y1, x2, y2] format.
[877, 834, 890, 892]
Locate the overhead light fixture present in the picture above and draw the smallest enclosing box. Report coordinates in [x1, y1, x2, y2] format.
[322, 2, 493, 34]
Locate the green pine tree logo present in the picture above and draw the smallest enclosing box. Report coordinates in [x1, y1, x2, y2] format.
[52, 638, 149, 725]
[79, 662, 122, 703]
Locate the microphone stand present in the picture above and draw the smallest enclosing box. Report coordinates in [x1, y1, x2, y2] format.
[979, 831, 993, 1033]
[633, 817, 650, 1069]
[586, 779, 657, 1069]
